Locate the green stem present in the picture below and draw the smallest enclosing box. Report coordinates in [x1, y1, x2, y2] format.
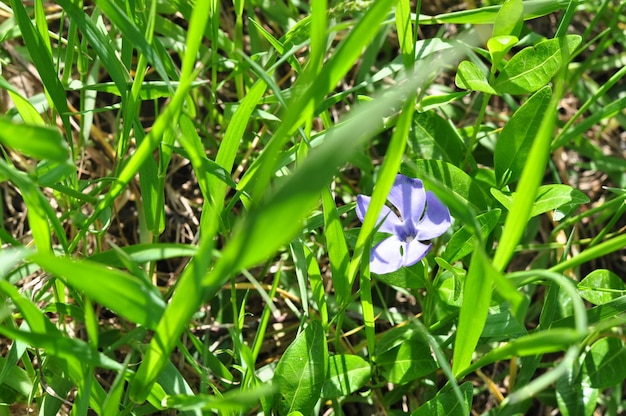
[462, 93, 490, 171]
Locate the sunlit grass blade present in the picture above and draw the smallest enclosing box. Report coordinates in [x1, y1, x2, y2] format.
[321, 187, 350, 307]
[129, 53, 428, 402]
[87, 243, 197, 268]
[94, 0, 173, 85]
[492, 54, 563, 271]
[54, 0, 131, 98]
[452, 246, 497, 377]
[31, 252, 166, 328]
[239, 0, 397, 201]
[8, 0, 71, 136]
[210, 79, 267, 214]
[307, 0, 328, 73]
[0, 160, 66, 252]
[0, 76, 45, 125]
[0, 118, 69, 162]
[69, 0, 210, 250]
[419, 0, 570, 24]
[395, 0, 414, 67]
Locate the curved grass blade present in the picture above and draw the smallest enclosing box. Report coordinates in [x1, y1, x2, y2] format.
[31, 252, 166, 328]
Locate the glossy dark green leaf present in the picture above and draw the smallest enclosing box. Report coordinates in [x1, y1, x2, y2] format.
[322, 355, 370, 399]
[494, 86, 552, 186]
[375, 261, 427, 289]
[273, 321, 327, 415]
[410, 111, 466, 165]
[577, 269, 626, 305]
[491, 184, 589, 217]
[443, 209, 501, 263]
[494, 35, 581, 94]
[377, 336, 438, 384]
[411, 160, 490, 211]
[482, 304, 527, 338]
[556, 363, 597, 416]
[584, 337, 626, 389]
[411, 382, 472, 416]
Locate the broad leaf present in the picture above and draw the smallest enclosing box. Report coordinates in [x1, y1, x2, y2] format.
[494, 87, 552, 186]
[377, 335, 438, 384]
[491, 184, 589, 217]
[410, 111, 466, 166]
[375, 261, 427, 289]
[577, 269, 626, 305]
[443, 209, 501, 263]
[273, 321, 327, 415]
[556, 363, 597, 416]
[411, 382, 472, 416]
[411, 160, 490, 211]
[584, 337, 626, 389]
[482, 304, 527, 338]
[455, 60, 497, 94]
[488, 35, 518, 70]
[492, 0, 523, 38]
[322, 355, 371, 399]
[494, 35, 581, 94]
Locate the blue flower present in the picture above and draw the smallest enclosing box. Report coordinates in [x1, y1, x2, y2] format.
[356, 174, 452, 274]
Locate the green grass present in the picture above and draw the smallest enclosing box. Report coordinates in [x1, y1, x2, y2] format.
[0, 0, 625, 415]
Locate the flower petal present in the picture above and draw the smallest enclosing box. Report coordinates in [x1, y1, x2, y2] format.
[356, 195, 401, 234]
[416, 191, 452, 240]
[401, 239, 431, 268]
[369, 236, 405, 274]
[387, 175, 426, 227]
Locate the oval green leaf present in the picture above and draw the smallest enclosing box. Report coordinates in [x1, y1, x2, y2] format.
[494, 86, 552, 186]
[273, 320, 327, 415]
[411, 381, 472, 416]
[377, 336, 438, 384]
[443, 209, 501, 263]
[411, 111, 466, 166]
[578, 269, 626, 305]
[455, 60, 498, 94]
[491, 184, 589, 217]
[494, 35, 581, 94]
[322, 354, 371, 399]
[584, 337, 626, 389]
